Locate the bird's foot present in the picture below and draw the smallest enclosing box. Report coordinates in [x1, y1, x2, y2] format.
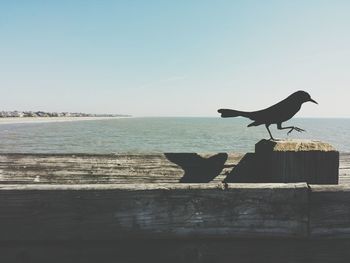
[287, 127, 305, 135]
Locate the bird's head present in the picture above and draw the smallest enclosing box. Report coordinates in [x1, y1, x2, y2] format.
[294, 90, 318, 104]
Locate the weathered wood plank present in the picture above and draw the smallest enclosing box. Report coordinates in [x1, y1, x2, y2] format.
[0, 183, 309, 240]
[3, 239, 350, 263]
[0, 153, 348, 184]
[309, 184, 350, 238]
[339, 153, 350, 184]
[255, 140, 339, 184]
[0, 153, 240, 184]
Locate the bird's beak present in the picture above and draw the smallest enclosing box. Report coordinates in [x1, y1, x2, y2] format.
[309, 98, 318, 104]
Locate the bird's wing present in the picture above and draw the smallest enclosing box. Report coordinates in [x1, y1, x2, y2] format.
[248, 98, 300, 124]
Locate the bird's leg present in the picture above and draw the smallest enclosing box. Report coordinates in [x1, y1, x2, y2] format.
[277, 123, 305, 135]
[265, 124, 276, 141]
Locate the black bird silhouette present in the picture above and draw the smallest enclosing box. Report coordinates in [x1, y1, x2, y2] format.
[218, 90, 318, 140]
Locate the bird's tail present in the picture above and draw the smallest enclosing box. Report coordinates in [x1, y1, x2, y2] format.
[217, 109, 251, 118]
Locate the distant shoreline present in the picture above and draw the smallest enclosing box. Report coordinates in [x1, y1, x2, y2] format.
[0, 116, 129, 125]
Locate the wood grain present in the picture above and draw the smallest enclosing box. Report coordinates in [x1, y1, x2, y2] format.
[255, 140, 339, 184]
[0, 153, 240, 184]
[0, 153, 348, 184]
[309, 184, 350, 238]
[3, 239, 350, 263]
[0, 183, 309, 240]
[0, 153, 349, 261]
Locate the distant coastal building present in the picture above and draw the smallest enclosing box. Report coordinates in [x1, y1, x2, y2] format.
[0, 111, 131, 118]
[23, 111, 38, 117]
[0, 111, 24, 117]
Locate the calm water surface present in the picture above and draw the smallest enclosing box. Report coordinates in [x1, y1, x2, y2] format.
[0, 117, 349, 153]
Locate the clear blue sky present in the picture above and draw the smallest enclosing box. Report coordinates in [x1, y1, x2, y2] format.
[1, 0, 349, 117]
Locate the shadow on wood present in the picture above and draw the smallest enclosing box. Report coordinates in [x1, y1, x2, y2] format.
[164, 153, 228, 183]
[223, 153, 261, 183]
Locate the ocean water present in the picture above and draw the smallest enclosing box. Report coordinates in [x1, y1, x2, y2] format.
[0, 117, 349, 153]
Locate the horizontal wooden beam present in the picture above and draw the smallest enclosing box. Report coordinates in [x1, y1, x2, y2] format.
[0, 153, 241, 184]
[0, 183, 308, 240]
[1, 183, 350, 240]
[3, 239, 350, 263]
[310, 184, 350, 238]
[0, 153, 348, 184]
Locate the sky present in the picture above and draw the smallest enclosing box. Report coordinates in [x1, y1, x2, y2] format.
[0, 0, 349, 117]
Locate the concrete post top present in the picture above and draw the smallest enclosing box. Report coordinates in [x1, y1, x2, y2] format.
[255, 139, 337, 153]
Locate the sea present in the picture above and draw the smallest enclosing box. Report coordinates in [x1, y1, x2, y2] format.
[0, 117, 349, 153]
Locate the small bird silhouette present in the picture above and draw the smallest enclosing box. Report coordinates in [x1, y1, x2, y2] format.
[218, 90, 318, 140]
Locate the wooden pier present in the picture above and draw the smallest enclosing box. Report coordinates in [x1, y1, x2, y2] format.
[0, 146, 350, 262]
